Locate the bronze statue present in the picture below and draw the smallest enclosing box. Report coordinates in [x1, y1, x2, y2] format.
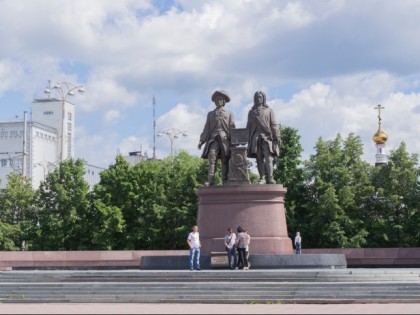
[198, 90, 235, 186]
[246, 91, 280, 184]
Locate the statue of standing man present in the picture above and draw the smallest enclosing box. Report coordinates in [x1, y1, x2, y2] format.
[246, 91, 280, 184]
[198, 90, 235, 186]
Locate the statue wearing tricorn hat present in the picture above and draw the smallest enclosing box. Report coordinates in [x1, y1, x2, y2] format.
[198, 90, 235, 186]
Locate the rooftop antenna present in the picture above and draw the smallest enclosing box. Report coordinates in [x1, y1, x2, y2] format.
[152, 96, 157, 159]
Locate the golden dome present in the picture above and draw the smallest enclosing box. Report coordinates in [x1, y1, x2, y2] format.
[373, 128, 388, 144]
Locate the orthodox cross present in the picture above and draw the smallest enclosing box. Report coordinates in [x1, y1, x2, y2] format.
[374, 104, 385, 125]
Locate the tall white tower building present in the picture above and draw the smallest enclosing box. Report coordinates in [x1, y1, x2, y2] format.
[0, 81, 102, 189]
[32, 98, 75, 161]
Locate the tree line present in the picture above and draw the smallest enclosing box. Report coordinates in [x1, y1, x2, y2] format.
[0, 126, 419, 250]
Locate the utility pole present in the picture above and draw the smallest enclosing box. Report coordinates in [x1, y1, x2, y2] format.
[22, 111, 28, 178]
[152, 96, 157, 159]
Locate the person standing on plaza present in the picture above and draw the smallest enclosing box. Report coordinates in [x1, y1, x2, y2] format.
[246, 90, 280, 184]
[294, 231, 302, 254]
[236, 226, 250, 270]
[187, 225, 201, 270]
[198, 90, 235, 186]
[224, 227, 237, 270]
[244, 228, 251, 268]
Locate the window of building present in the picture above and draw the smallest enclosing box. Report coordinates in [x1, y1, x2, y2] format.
[10, 130, 18, 137]
[44, 111, 53, 115]
[68, 112, 72, 121]
[1, 159, 8, 167]
[0, 130, 8, 137]
[10, 158, 23, 169]
[67, 122, 72, 131]
[67, 132, 72, 158]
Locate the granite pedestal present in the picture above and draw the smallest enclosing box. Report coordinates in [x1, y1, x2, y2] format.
[196, 184, 293, 255]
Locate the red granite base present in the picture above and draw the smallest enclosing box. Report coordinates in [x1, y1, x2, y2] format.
[196, 184, 293, 255]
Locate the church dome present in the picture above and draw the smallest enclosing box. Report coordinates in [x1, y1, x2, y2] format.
[373, 128, 388, 144]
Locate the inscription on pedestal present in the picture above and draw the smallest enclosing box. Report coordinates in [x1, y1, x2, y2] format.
[228, 128, 250, 185]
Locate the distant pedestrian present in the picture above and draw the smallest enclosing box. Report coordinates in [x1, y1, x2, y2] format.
[244, 228, 251, 268]
[187, 225, 201, 270]
[294, 231, 302, 254]
[236, 226, 250, 270]
[224, 227, 237, 270]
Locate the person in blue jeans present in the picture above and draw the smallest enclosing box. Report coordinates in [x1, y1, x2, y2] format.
[224, 227, 237, 270]
[187, 225, 201, 270]
[294, 231, 302, 254]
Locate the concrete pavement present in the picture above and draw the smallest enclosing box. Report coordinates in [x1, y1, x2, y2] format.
[0, 303, 420, 314]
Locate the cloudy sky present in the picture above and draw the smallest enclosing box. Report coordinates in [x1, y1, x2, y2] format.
[1, 0, 420, 168]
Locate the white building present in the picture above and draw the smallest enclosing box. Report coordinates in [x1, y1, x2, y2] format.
[0, 97, 103, 189]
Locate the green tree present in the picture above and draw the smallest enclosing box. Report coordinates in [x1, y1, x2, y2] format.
[0, 222, 20, 250]
[302, 133, 370, 248]
[366, 142, 420, 247]
[152, 151, 207, 249]
[93, 151, 207, 250]
[273, 125, 305, 236]
[0, 173, 36, 250]
[33, 159, 91, 250]
[84, 198, 125, 250]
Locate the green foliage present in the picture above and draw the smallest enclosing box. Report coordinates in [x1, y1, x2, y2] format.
[0, 173, 36, 250]
[365, 143, 420, 247]
[301, 133, 370, 248]
[92, 151, 207, 250]
[0, 222, 21, 250]
[2, 129, 418, 251]
[33, 159, 91, 250]
[273, 125, 305, 236]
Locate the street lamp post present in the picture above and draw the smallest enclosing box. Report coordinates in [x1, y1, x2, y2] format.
[158, 128, 188, 156]
[44, 80, 85, 161]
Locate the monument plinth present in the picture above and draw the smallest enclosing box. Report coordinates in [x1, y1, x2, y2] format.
[196, 184, 293, 255]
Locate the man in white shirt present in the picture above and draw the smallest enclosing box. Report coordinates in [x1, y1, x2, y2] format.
[187, 225, 201, 270]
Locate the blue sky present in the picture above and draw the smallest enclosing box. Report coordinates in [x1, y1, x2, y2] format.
[1, 0, 420, 168]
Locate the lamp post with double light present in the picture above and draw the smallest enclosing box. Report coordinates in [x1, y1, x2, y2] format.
[158, 128, 188, 156]
[44, 80, 85, 161]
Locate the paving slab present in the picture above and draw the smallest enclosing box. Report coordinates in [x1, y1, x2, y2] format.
[0, 303, 420, 314]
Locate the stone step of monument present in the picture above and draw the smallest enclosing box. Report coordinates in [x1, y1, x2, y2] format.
[1, 269, 420, 303]
[2, 269, 419, 283]
[1, 286, 419, 295]
[1, 290, 420, 304]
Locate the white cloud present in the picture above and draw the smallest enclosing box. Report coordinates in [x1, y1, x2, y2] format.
[103, 110, 122, 123]
[2, 0, 420, 168]
[157, 103, 205, 155]
[0, 60, 25, 95]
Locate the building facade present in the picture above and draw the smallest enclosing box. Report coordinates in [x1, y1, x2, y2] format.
[0, 98, 102, 189]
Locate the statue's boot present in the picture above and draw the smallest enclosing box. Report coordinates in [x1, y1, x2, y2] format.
[221, 159, 229, 184]
[267, 177, 276, 184]
[266, 162, 276, 184]
[205, 163, 215, 186]
[257, 163, 266, 184]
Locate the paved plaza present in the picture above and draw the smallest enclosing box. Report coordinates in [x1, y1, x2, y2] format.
[0, 302, 420, 314]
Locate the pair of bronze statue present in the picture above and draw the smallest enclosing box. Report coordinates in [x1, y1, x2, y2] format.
[198, 90, 280, 186]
